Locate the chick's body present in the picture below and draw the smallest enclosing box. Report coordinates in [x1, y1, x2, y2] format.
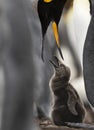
[50, 57, 85, 126]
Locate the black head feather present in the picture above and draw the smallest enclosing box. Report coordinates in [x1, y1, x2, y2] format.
[38, 0, 67, 37]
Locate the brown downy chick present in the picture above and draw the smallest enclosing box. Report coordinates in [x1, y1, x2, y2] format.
[50, 56, 85, 126]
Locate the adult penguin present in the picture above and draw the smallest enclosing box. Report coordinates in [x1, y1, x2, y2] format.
[0, 0, 39, 130]
[83, 0, 94, 107]
[37, 0, 69, 60]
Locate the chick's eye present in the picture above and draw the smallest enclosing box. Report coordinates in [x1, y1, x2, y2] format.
[43, 0, 53, 3]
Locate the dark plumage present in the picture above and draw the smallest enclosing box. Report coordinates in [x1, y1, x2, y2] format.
[38, 0, 66, 37]
[83, 0, 94, 107]
[50, 56, 85, 126]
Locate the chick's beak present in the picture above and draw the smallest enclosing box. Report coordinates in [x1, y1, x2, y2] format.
[49, 60, 58, 69]
[49, 56, 61, 69]
[52, 21, 64, 60]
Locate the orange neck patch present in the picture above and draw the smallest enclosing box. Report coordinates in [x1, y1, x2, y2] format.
[43, 0, 52, 3]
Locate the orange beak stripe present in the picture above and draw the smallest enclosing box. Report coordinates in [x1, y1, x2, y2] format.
[52, 21, 60, 48]
[52, 21, 64, 60]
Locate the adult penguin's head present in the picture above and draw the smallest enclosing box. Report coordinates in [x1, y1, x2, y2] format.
[37, 0, 67, 60]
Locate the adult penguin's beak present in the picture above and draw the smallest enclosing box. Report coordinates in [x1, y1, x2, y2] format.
[41, 21, 64, 61]
[52, 21, 64, 60]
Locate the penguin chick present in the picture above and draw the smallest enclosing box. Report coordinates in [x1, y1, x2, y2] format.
[50, 56, 85, 126]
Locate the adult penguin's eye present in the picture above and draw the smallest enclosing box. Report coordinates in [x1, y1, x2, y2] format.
[43, 0, 53, 3]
